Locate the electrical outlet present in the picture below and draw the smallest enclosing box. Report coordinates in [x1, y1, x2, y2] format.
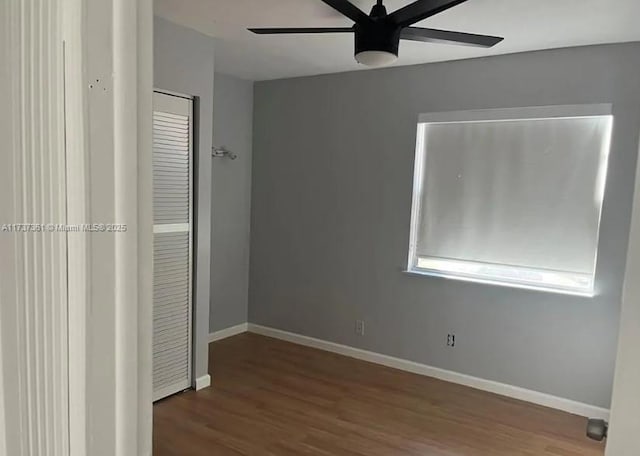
[355, 320, 365, 336]
[447, 334, 456, 347]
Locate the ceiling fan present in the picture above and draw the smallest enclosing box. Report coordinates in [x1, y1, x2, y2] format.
[249, 0, 503, 67]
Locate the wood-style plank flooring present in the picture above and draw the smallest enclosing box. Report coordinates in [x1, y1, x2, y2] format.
[154, 333, 604, 455]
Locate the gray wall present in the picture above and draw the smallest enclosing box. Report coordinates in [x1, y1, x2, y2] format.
[154, 16, 214, 381]
[210, 74, 253, 332]
[250, 42, 640, 408]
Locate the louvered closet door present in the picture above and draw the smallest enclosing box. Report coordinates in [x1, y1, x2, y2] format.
[152, 91, 194, 401]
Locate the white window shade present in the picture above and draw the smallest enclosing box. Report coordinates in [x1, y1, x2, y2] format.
[409, 105, 613, 296]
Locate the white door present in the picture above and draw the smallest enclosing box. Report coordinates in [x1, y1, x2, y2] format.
[152, 91, 194, 401]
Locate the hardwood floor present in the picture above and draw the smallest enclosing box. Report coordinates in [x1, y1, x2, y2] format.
[154, 333, 604, 455]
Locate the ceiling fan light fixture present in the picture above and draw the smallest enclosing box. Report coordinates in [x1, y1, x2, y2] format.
[249, 0, 505, 70]
[354, 50, 397, 67]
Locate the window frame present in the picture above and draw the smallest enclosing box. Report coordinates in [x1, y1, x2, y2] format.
[407, 104, 614, 297]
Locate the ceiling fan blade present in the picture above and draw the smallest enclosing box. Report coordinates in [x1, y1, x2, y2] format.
[401, 27, 503, 47]
[249, 27, 354, 34]
[389, 0, 469, 27]
[319, 0, 371, 24]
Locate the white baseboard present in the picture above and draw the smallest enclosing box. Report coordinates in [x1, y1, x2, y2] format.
[194, 374, 211, 391]
[247, 323, 610, 421]
[208, 323, 249, 343]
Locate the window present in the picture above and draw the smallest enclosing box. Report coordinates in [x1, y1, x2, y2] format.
[408, 105, 613, 296]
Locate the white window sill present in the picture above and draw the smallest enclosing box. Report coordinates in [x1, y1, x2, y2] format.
[402, 268, 595, 298]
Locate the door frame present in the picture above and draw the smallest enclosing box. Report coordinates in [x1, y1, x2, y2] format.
[64, 0, 153, 455]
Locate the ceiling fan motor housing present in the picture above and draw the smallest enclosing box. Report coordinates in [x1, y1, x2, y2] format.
[354, 22, 401, 58]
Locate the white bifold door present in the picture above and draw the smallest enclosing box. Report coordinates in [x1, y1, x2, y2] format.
[152, 91, 194, 401]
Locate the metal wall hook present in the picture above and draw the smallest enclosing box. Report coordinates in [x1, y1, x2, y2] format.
[212, 146, 237, 160]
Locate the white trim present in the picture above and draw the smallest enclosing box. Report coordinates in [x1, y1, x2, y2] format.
[64, 0, 153, 455]
[247, 324, 610, 420]
[114, 0, 139, 452]
[1, 1, 70, 454]
[63, 2, 89, 455]
[136, 1, 154, 451]
[0, 4, 16, 455]
[195, 375, 211, 391]
[407, 122, 426, 274]
[403, 269, 595, 298]
[418, 103, 613, 124]
[0, 316, 5, 456]
[208, 323, 249, 343]
[606, 123, 640, 454]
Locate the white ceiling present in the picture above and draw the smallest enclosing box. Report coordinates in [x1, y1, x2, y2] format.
[154, 0, 640, 81]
